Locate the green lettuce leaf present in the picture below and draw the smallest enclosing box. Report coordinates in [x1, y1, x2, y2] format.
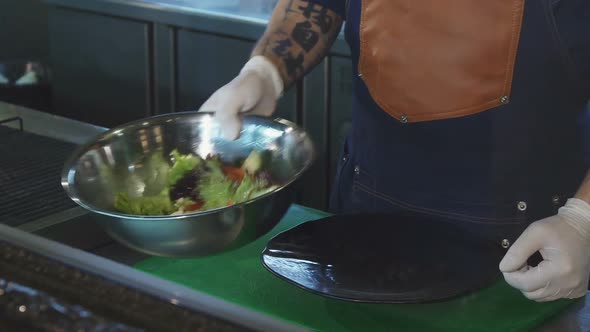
[114, 190, 174, 215]
[199, 175, 234, 210]
[234, 175, 272, 203]
[142, 153, 171, 196]
[168, 149, 202, 186]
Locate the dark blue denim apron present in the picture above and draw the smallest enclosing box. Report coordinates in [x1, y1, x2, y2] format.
[329, 0, 590, 248]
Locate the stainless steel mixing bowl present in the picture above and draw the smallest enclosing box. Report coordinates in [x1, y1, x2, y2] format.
[61, 112, 315, 257]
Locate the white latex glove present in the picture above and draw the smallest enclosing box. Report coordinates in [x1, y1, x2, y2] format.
[500, 198, 590, 302]
[198, 55, 284, 140]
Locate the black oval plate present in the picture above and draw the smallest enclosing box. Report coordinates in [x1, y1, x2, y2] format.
[261, 213, 505, 303]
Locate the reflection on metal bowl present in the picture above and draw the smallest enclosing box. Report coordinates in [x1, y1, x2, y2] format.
[61, 112, 315, 257]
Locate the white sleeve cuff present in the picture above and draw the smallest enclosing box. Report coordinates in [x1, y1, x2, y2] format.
[240, 55, 284, 99]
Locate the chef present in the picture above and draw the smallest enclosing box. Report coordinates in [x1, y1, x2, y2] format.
[199, 0, 590, 302]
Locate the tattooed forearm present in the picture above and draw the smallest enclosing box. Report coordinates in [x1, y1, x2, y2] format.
[260, 37, 271, 54]
[297, 1, 334, 33]
[252, 0, 343, 90]
[283, 0, 296, 21]
[292, 21, 319, 52]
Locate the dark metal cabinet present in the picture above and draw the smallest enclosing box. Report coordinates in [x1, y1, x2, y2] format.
[301, 60, 329, 209]
[0, 0, 49, 62]
[152, 24, 176, 116]
[176, 29, 297, 123]
[328, 56, 353, 193]
[176, 30, 251, 112]
[47, 8, 152, 127]
[300, 55, 353, 210]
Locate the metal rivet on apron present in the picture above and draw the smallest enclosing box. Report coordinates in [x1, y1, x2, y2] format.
[517, 201, 527, 211]
[400, 115, 408, 123]
[354, 165, 360, 175]
[342, 155, 348, 162]
[551, 195, 560, 205]
[501, 239, 510, 249]
[358, 73, 363, 78]
[500, 96, 509, 104]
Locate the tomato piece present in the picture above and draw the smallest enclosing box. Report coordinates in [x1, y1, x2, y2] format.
[222, 165, 245, 182]
[185, 200, 204, 211]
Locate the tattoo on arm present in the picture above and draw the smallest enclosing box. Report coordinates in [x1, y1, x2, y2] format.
[253, 0, 343, 90]
[283, 0, 296, 21]
[260, 37, 271, 54]
[297, 1, 334, 33]
[292, 21, 319, 52]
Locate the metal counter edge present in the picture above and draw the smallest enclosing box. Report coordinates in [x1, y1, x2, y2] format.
[0, 223, 312, 332]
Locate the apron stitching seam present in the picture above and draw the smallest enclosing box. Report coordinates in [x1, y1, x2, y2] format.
[353, 182, 527, 224]
[358, 0, 367, 80]
[385, 99, 502, 121]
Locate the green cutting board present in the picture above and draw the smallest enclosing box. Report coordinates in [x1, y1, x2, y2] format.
[135, 205, 576, 332]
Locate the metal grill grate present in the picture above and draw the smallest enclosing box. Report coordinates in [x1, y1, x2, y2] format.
[0, 125, 78, 227]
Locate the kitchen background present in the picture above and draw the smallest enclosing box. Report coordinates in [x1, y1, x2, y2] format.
[0, 0, 353, 211]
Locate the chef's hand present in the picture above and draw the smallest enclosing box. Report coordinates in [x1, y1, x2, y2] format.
[499, 198, 590, 302]
[198, 56, 283, 140]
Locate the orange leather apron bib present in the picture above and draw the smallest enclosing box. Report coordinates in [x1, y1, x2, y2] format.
[358, 0, 526, 123]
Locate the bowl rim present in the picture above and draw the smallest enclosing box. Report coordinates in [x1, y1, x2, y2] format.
[60, 111, 316, 221]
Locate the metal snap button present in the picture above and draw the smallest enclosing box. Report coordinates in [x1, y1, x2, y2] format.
[517, 201, 527, 211]
[551, 195, 560, 205]
[501, 239, 510, 249]
[358, 73, 363, 78]
[500, 96, 509, 104]
[400, 115, 408, 123]
[354, 165, 360, 175]
[342, 155, 348, 162]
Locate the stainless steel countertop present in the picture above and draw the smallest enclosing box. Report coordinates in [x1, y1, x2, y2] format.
[0, 223, 310, 332]
[0, 101, 108, 229]
[0, 101, 107, 144]
[2, 101, 590, 331]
